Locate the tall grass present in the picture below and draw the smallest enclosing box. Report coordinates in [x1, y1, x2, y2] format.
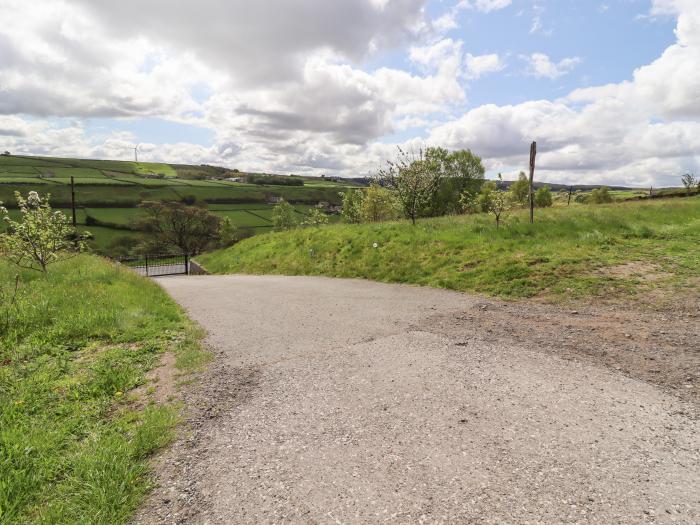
[198, 197, 700, 300]
[0, 255, 207, 524]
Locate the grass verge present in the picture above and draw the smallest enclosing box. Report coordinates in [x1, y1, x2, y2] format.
[197, 197, 700, 301]
[0, 255, 210, 524]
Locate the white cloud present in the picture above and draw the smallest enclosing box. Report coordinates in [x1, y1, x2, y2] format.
[464, 53, 505, 79]
[523, 53, 581, 79]
[457, 0, 512, 14]
[1, 0, 699, 186]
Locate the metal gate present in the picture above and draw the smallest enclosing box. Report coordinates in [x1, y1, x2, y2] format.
[117, 254, 190, 277]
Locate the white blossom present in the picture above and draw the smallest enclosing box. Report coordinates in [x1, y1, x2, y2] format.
[27, 191, 41, 208]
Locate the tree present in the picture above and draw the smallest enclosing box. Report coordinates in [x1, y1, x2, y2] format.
[219, 217, 241, 247]
[271, 199, 298, 231]
[534, 185, 553, 208]
[424, 147, 485, 215]
[509, 172, 530, 205]
[587, 187, 613, 204]
[339, 189, 363, 224]
[359, 182, 398, 222]
[476, 181, 512, 228]
[0, 191, 89, 272]
[302, 208, 329, 227]
[138, 201, 221, 256]
[379, 147, 442, 225]
[681, 173, 697, 193]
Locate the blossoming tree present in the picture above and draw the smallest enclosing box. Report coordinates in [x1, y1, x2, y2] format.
[0, 191, 89, 272]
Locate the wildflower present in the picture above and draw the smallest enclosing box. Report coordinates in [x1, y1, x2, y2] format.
[115, 391, 123, 397]
[372, 242, 378, 248]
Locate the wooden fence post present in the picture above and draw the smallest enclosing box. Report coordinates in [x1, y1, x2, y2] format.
[70, 176, 77, 228]
[567, 186, 573, 206]
[528, 141, 537, 224]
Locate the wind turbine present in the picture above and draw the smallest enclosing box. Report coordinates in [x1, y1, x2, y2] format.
[133, 143, 140, 163]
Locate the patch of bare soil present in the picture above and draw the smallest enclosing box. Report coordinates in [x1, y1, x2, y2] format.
[419, 289, 699, 408]
[131, 345, 261, 524]
[595, 261, 671, 281]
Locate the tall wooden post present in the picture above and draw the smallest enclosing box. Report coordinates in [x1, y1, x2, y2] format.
[528, 141, 537, 224]
[70, 176, 77, 228]
[567, 186, 573, 206]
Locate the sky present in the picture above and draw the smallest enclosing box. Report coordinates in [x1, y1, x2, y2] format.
[0, 0, 698, 186]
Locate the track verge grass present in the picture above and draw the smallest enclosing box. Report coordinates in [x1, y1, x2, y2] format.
[0, 255, 210, 524]
[197, 197, 700, 301]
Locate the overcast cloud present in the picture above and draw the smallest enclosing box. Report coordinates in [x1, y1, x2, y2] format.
[0, 0, 698, 186]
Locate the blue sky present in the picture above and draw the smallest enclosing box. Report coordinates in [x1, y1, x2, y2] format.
[0, 0, 698, 186]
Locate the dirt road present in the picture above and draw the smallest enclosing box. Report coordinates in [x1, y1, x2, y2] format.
[135, 275, 699, 524]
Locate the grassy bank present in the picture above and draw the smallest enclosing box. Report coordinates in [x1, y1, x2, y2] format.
[198, 197, 700, 301]
[0, 255, 209, 524]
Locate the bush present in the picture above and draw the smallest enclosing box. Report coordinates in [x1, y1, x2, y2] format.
[181, 194, 198, 205]
[359, 183, 398, 223]
[272, 199, 298, 231]
[340, 189, 363, 224]
[534, 185, 553, 208]
[302, 208, 329, 227]
[587, 187, 613, 204]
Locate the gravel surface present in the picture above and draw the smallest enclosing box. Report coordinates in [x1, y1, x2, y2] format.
[134, 275, 699, 524]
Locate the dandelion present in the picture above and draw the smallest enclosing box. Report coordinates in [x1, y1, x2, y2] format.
[372, 242, 378, 248]
[115, 391, 123, 397]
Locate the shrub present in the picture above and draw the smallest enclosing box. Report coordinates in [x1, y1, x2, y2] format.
[534, 185, 553, 208]
[587, 187, 613, 204]
[272, 199, 298, 231]
[359, 183, 398, 223]
[302, 208, 329, 227]
[509, 172, 530, 205]
[340, 189, 363, 224]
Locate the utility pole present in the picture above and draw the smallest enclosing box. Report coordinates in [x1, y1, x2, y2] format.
[528, 141, 537, 224]
[70, 176, 77, 228]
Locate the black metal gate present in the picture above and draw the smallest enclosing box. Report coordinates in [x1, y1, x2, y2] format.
[117, 254, 190, 277]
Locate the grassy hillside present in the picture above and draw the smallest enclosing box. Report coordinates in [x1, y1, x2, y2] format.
[0, 255, 209, 524]
[0, 154, 360, 255]
[197, 197, 700, 301]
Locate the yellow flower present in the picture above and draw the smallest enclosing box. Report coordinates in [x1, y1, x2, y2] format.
[115, 391, 123, 397]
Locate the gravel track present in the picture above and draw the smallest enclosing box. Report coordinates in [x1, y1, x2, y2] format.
[134, 275, 699, 524]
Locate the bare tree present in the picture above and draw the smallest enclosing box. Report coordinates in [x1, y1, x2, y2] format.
[379, 147, 442, 225]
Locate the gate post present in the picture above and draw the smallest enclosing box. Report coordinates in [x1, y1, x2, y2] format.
[185, 254, 190, 275]
[145, 255, 149, 277]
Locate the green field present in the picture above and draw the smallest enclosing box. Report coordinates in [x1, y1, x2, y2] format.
[0, 255, 209, 524]
[198, 197, 700, 302]
[0, 154, 359, 255]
